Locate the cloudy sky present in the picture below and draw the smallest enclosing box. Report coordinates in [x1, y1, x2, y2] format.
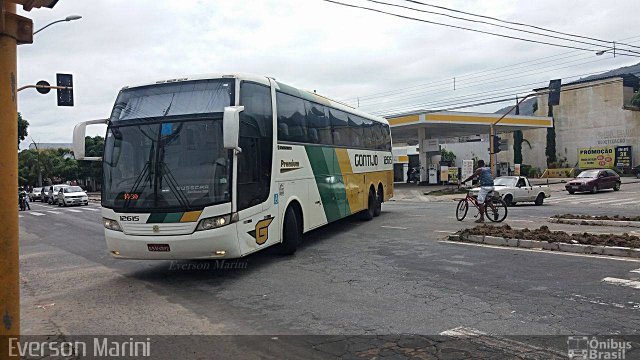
[17, 0, 640, 148]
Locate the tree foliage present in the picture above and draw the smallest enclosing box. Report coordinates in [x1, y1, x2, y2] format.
[632, 92, 640, 107]
[440, 148, 456, 164]
[18, 136, 104, 187]
[18, 112, 29, 147]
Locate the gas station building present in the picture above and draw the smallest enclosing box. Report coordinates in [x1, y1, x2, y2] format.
[388, 111, 554, 183]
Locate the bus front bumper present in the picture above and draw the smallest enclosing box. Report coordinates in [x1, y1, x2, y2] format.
[105, 224, 241, 260]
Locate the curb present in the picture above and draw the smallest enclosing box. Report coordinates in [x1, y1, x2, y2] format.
[449, 233, 640, 258]
[549, 217, 640, 228]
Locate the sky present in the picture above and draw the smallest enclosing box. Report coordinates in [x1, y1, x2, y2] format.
[16, 0, 640, 148]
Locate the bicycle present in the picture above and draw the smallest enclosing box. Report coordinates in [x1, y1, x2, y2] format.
[455, 188, 508, 222]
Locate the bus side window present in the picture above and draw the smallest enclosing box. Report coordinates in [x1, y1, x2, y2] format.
[348, 115, 364, 148]
[361, 118, 374, 149]
[276, 92, 307, 143]
[238, 82, 273, 211]
[329, 109, 349, 147]
[383, 124, 392, 151]
[304, 101, 332, 145]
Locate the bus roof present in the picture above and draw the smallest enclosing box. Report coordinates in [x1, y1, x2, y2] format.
[120, 73, 389, 126]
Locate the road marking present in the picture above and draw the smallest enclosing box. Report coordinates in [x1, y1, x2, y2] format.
[612, 200, 640, 206]
[65, 209, 82, 213]
[602, 277, 640, 289]
[439, 240, 640, 262]
[434, 230, 455, 233]
[506, 219, 534, 223]
[381, 225, 408, 230]
[630, 269, 640, 274]
[29, 212, 45, 216]
[46, 211, 61, 214]
[439, 327, 566, 358]
[83, 207, 100, 211]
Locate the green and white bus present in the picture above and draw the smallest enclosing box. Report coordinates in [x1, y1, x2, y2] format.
[73, 74, 393, 259]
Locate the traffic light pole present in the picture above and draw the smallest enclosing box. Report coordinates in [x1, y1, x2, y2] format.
[0, 0, 21, 339]
[489, 93, 537, 176]
[489, 124, 496, 177]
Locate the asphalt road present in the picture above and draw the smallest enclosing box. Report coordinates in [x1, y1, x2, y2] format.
[16, 184, 640, 357]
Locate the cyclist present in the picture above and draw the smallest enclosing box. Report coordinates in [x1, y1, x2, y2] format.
[461, 160, 494, 223]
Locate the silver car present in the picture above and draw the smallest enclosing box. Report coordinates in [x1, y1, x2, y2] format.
[56, 186, 89, 206]
[48, 184, 70, 205]
[29, 187, 42, 201]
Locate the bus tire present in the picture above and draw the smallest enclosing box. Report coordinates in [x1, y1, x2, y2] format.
[374, 185, 383, 217]
[359, 189, 376, 221]
[277, 206, 300, 256]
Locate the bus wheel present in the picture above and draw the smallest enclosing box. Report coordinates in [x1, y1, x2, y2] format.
[277, 206, 300, 255]
[359, 189, 376, 221]
[374, 186, 383, 217]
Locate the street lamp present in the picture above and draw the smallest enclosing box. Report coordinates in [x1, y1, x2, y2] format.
[33, 15, 82, 35]
[595, 49, 640, 58]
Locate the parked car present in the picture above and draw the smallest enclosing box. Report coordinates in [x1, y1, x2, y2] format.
[56, 186, 89, 206]
[41, 187, 50, 203]
[29, 187, 42, 202]
[565, 169, 621, 194]
[472, 176, 550, 206]
[47, 184, 70, 205]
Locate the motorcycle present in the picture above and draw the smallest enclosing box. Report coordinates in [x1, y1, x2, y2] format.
[19, 191, 29, 211]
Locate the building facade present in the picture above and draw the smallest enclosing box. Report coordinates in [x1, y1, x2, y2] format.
[505, 74, 640, 172]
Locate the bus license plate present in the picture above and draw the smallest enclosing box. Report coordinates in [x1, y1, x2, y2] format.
[148, 244, 170, 252]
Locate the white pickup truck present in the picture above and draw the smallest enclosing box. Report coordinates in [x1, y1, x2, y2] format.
[473, 176, 550, 206]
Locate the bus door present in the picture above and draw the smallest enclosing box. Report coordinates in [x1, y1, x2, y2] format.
[234, 81, 277, 254]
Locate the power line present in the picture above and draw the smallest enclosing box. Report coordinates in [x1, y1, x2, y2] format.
[321, 0, 603, 52]
[340, 35, 640, 103]
[354, 53, 613, 106]
[364, 0, 640, 55]
[402, 0, 640, 50]
[380, 76, 634, 118]
[359, 55, 633, 113]
[374, 70, 640, 116]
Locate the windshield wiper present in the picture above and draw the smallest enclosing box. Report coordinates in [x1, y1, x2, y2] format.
[123, 131, 156, 209]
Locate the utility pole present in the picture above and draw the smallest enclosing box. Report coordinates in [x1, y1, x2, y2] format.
[1, 0, 22, 340]
[1, 0, 57, 345]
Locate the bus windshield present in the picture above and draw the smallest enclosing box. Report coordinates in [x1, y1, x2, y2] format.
[102, 79, 235, 211]
[103, 119, 232, 211]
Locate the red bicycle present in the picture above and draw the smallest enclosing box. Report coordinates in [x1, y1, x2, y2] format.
[455, 189, 508, 222]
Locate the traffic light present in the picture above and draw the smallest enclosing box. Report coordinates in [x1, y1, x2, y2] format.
[56, 73, 74, 106]
[491, 135, 499, 154]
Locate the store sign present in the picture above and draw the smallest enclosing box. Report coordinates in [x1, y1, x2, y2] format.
[448, 168, 459, 184]
[615, 145, 632, 169]
[578, 146, 615, 169]
[440, 166, 449, 182]
[462, 160, 474, 181]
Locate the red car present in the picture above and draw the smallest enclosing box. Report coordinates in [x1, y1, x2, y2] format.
[565, 169, 621, 194]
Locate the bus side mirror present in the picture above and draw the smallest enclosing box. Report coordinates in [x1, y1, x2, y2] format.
[223, 106, 244, 153]
[73, 118, 108, 161]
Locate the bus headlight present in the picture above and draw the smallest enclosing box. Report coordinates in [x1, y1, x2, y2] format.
[196, 215, 232, 231]
[103, 218, 123, 232]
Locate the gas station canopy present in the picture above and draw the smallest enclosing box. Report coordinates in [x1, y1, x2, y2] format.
[387, 110, 553, 144]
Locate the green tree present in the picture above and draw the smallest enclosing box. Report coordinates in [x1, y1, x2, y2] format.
[440, 148, 456, 165]
[78, 136, 104, 188]
[632, 92, 640, 107]
[18, 149, 39, 186]
[18, 112, 29, 147]
[18, 148, 82, 186]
